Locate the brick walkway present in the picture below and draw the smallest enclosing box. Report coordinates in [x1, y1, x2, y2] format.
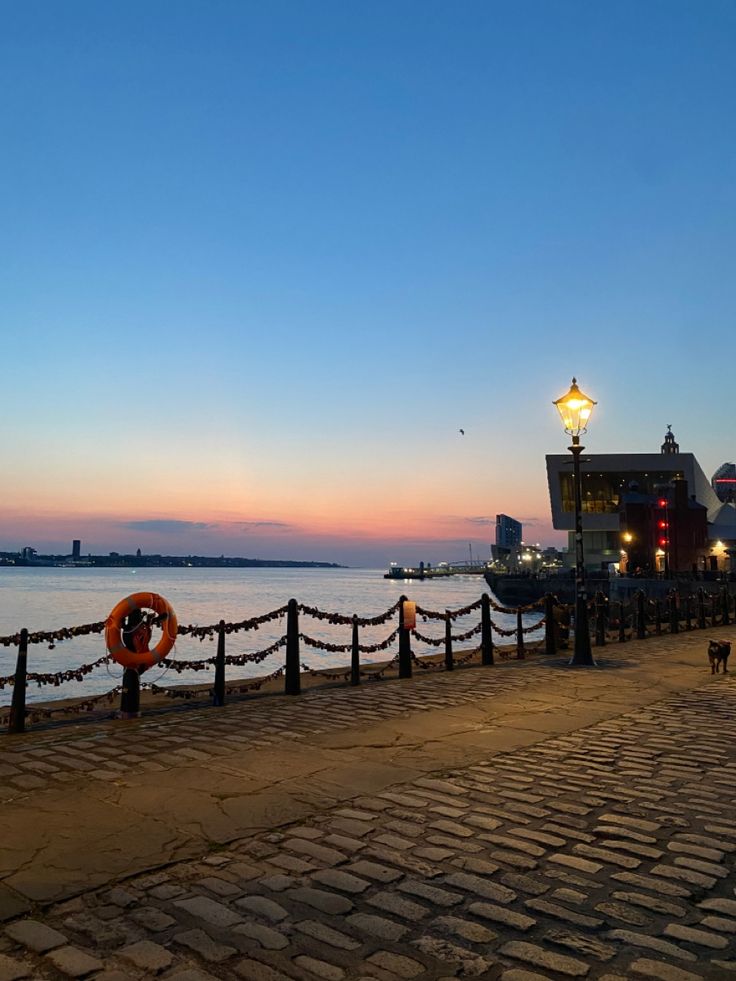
[1, 634, 736, 978]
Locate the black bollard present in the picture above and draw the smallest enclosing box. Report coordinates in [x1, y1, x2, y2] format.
[698, 587, 706, 630]
[350, 616, 360, 686]
[723, 587, 731, 627]
[516, 609, 525, 659]
[444, 612, 454, 671]
[544, 593, 556, 657]
[636, 590, 646, 639]
[213, 620, 226, 706]
[669, 592, 679, 634]
[618, 600, 626, 643]
[685, 594, 693, 631]
[8, 628, 28, 735]
[398, 595, 412, 678]
[595, 591, 606, 647]
[481, 593, 494, 665]
[285, 598, 301, 695]
[655, 600, 662, 636]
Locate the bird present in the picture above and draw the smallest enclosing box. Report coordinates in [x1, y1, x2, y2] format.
[459, 429, 465, 435]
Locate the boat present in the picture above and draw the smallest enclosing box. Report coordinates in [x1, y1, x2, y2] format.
[384, 562, 451, 580]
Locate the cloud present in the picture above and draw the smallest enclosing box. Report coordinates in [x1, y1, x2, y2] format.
[235, 520, 293, 531]
[118, 519, 295, 535]
[462, 514, 542, 527]
[120, 520, 214, 533]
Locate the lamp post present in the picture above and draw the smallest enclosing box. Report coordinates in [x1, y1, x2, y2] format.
[553, 378, 597, 667]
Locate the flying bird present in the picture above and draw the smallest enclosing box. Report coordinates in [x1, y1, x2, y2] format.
[459, 429, 465, 435]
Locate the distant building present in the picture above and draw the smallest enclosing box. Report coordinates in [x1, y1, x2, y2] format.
[72, 539, 81, 559]
[496, 514, 522, 549]
[712, 462, 736, 503]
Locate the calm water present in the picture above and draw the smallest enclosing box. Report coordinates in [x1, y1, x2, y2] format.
[0, 567, 537, 705]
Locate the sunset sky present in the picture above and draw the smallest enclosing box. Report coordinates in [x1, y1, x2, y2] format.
[2, 1, 735, 567]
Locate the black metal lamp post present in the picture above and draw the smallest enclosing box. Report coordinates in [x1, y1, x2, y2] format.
[553, 378, 597, 667]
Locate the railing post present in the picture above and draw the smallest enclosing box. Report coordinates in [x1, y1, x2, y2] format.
[712, 593, 719, 628]
[481, 593, 494, 665]
[213, 620, 226, 706]
[618, 600, 626, 643]
[398, 595, 412, 678]
[723, 587, 731, 627]
[444, 611, 454, 671]
[120, 668, 141, 718]
[669, 592, 679, 635]
[8, 628, 28, 735]
[544, 593, 556, 657]
[685, 594, 693, 631]
[636, 590, 646, 639]
[698, 587, 706, 630]
[516, 609, 525, 659]
[595, 591, 606, 647]
[350, 615, 360, 686]
[285, 598, 301, 695]
[655, 599, 662, 636]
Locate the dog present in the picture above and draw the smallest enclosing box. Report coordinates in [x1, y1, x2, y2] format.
[708, 639, 731, 674]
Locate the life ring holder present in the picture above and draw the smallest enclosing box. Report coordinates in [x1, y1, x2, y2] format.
[105, 592, 178, 671]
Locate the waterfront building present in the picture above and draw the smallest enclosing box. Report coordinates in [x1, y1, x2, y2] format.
[496, 514, 522, 549]
[72, 539, 81, 560]
[546, 426, 736, 575]
[491, 514, 523, 567]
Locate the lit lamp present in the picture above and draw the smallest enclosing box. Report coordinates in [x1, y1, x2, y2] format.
[621, 532, 633, 574]
[553, 378, 597, 666]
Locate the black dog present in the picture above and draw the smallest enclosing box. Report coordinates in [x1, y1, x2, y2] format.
[708, 640, 731, 674]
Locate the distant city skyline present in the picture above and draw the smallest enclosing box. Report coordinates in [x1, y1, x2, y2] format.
[2, 2, 735, 568]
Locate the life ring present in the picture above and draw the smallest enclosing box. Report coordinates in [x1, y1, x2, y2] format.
[105, 592, 178, 670]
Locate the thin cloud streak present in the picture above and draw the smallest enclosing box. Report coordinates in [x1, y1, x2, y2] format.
[120, 520, 214, 533]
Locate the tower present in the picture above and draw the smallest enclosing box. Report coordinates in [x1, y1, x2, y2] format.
[661, 425, 679, 455]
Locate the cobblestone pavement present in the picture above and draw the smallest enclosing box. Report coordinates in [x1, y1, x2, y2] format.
[3, 636, 736, 979]
[0, 651, 538, 799]
[0, 633, 711, 799]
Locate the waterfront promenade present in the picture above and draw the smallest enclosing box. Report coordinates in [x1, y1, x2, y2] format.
[0, 631, 735, 978]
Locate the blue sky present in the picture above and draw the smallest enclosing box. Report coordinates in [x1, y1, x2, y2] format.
[1, 1, 735, 566]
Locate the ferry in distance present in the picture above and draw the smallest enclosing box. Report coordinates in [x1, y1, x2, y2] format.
[384, 561, 488, 580]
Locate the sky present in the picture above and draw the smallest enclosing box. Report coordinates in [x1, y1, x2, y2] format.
[1, 0, 735, 567]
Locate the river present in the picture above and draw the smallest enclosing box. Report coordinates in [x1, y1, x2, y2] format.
[0, 567, 538, 705]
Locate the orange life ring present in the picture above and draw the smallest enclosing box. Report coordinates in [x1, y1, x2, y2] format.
[105, 592, 178, 670]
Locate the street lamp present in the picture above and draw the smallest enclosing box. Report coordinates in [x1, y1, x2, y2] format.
[553, 378, 597, 666]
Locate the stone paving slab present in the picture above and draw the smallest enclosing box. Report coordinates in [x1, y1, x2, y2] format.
[0, 629, 735, 977]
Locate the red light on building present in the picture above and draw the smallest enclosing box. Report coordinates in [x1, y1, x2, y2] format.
[659, 538, 668, 547]
[658, 499, 667, 508]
